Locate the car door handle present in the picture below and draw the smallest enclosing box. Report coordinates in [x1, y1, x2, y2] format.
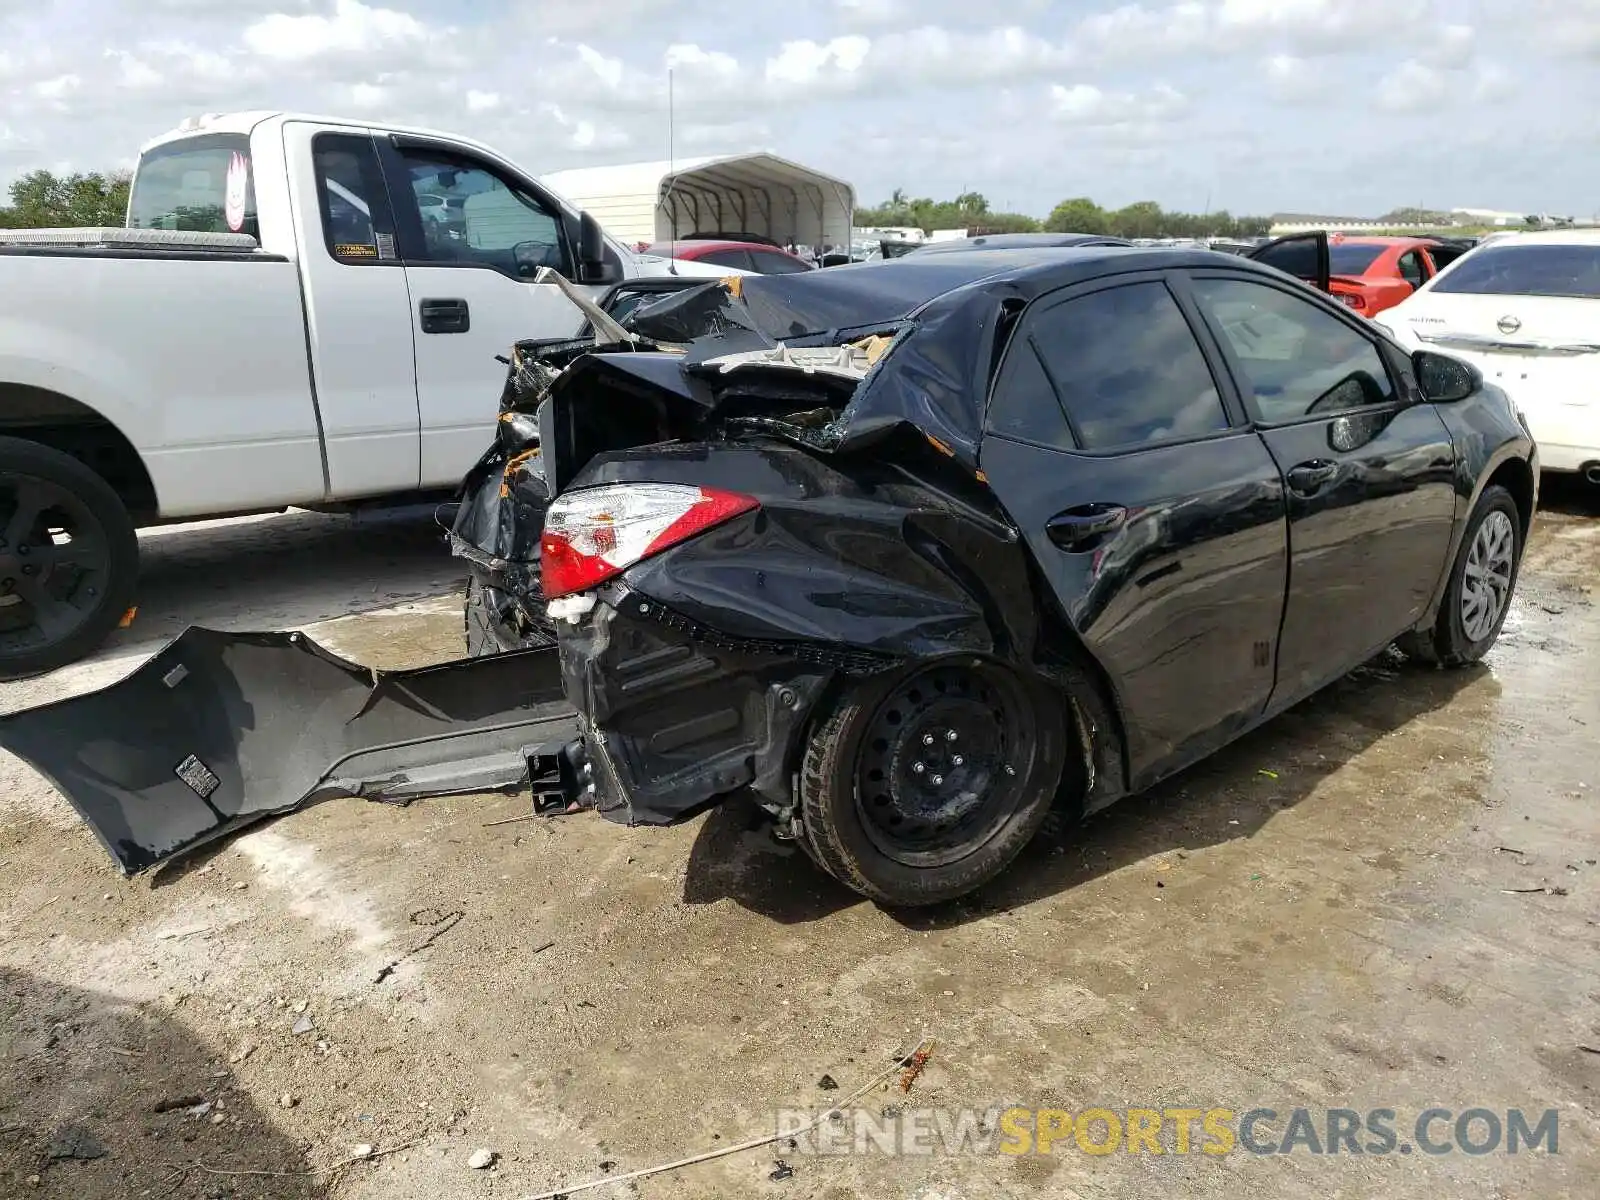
[1046, 504, 1127, 551]
[419, 297, 470, 334]
[1285, 459, 1337, 494]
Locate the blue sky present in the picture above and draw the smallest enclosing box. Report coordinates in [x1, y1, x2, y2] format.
[2, 0, 1597, 219]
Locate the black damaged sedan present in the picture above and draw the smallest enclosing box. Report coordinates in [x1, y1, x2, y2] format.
[461, 246, 1538, 906]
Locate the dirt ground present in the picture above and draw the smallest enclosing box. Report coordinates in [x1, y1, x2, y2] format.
[1, 487, 1597, 1200]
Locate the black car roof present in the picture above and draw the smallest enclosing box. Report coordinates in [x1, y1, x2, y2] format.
[913, 232, 1132, 253]
[733, 245, 1258, 340]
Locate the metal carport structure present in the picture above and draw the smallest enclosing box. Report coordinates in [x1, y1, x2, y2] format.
[541, 153, 855, 251]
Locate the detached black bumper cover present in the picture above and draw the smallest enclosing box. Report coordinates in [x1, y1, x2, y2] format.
[0, 627, 578, 874]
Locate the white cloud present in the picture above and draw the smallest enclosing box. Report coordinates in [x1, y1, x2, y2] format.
[766, 36, 870, 86]
[32, 73, 81, 101]
[1050, 81, 1188, 126]
[242, 0, 425, 61]
[346, 81, 390, 109]
[1376, 60, 1448, 113]
[575, 44, 624, 91]
[465, 89, 501, 113]
[1423, 24, 1476, 70]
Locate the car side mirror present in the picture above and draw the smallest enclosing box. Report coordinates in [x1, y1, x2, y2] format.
[577, 211, 621, 285]
[1413, 350, 1480, 403]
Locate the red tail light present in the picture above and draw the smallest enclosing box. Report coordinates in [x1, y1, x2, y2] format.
[540, 483, 759, 600]
[1339, 293, 1367, 311]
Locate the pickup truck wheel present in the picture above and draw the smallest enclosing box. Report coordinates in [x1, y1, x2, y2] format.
[0, 437, 138, 678]
[464, 575, 553, 655]
[797, 660, 1067, 907]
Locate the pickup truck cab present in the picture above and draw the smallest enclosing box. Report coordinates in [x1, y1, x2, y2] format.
[0, 111, 731, 676]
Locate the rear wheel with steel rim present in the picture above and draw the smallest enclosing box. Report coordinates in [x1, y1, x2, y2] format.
[798, 659, 1068, 906]
[1400, 483, 1523, 668]
[0, 437, 138, 679]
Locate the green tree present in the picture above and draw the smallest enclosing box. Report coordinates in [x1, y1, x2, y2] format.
[1044, 197, 1107, 235]
[1108, 200, 1165, 239]
[0, 169, 133, 228]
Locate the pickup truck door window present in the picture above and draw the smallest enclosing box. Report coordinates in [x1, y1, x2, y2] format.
[282, 126, 421, 496]
[385, 145, 585, 487]
[1188, 273, 1458, 705]
[980, 277, 1289, 785]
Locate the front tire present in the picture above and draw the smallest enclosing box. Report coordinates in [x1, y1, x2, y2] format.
[797, 659, 1067, 907]
[1404, 484, 1523, 668]
[0, 437, 138, 679]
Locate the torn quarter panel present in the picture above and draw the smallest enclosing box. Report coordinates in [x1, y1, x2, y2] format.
[0, 627, 576, 873]
[552, 442, 1055, 824]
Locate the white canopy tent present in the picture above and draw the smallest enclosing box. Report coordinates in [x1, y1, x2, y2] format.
[541, 153, 855, 251]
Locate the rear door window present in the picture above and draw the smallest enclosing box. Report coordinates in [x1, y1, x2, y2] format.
[128, 134, 258, 238]
[1023, 281, 1230, 451]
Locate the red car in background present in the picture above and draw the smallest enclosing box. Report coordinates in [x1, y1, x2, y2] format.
[643, 238, 815, 274]
[1252, 234, 1472, 317]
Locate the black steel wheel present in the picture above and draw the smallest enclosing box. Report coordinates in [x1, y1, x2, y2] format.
[799, 659, 1068, 906]
[0, 437, 138, 679]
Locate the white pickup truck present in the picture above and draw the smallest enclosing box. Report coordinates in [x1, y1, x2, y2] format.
[0, 111, 731, 676]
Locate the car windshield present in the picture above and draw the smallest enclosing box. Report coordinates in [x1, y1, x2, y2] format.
[1431, 244, 1600, 299]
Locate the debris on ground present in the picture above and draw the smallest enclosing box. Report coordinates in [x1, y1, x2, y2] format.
[152, 1095, 204, 1113]
[292, 1015, 315, 1036]
[1501, 886, 1570, 896]
[769, 1159, 795, 1181]
[467, 1148, 496, 1169]
[47, 1125, 107, 1161]
[521, 1037, 937, 1200]
[373, 909, 465, 984]
[899, 1041, 934, 1093]
[278, 1094, 298, 1108]
[349, 1143, 374, 1160]
[816, 1074, 838, 1091]
[228, 1043, 256, 1063]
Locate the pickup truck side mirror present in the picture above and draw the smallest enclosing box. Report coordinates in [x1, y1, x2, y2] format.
[1413, 350, 1480, 403]
[577, 211, 622, 285]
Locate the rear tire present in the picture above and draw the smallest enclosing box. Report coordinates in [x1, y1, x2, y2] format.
[1402, 484, 1522, 668]
[0, 437, 138, 679]
[797, 659, 1067, 907]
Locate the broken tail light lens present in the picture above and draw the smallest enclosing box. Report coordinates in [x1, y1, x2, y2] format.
[541, 483, 759, 600]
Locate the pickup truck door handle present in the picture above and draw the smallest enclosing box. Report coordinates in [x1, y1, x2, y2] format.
[1046, 504, 1127, 551]
[419, 297, 470, 334]
[1285, 459, 1338, 494]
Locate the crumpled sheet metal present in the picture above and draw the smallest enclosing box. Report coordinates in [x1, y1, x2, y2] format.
[0, 627, 577, 874]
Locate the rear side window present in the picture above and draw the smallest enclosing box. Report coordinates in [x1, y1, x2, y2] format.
[696, 248, 756, 271]
[311, 133, 398, 264]
[128, 134, 258, 238]
[1027, 282, 1229, 451]
[750, 249, 811, 274]
[1431, 244, 1600, 298]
